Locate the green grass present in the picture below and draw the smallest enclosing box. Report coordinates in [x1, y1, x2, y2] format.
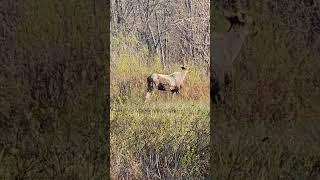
[110, 97, 210, 179]
[110, 31, 210, 179]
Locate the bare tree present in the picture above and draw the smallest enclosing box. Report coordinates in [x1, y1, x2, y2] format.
[111, 0, 210, 71]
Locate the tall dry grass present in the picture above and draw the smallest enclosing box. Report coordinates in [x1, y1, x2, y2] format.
[110, 33, 210, 179]
[111, 33, 210, 102]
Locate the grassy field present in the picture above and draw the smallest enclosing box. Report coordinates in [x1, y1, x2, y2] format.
[110, 30, 210, 179]
[111, 96, 210, 179]
[211, 104, 320, 179]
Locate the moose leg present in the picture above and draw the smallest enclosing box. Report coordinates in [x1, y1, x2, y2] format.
[145, 91, 153, 101]
[171, 91, 175, 99]
[171, 89, 178, 99]
[145, 79, 156, 101]
[145, 84, 154, 101]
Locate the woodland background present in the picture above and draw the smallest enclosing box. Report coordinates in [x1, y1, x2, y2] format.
[110, 0, 210, 179]
[0, 0, 320, 179]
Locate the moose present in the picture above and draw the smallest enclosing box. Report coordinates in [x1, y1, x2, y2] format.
[145, 65, 189, 101]
[211, 6, 254, 105]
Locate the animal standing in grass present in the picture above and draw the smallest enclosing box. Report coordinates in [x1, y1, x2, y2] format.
[145, 66, 189, 101]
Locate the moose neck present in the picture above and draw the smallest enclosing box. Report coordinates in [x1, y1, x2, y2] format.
[181, 69, 188, 80]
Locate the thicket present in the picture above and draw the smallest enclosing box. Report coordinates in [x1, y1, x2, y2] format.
[111, 32, 209, 101]
[110, 1, 210, 178]
[1, 1, 109, 178]
[111, 100, 210, 179]
[111, 0, 210, 73]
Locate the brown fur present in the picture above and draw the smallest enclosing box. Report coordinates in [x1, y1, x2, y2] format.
[145, 66, 189, 101]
